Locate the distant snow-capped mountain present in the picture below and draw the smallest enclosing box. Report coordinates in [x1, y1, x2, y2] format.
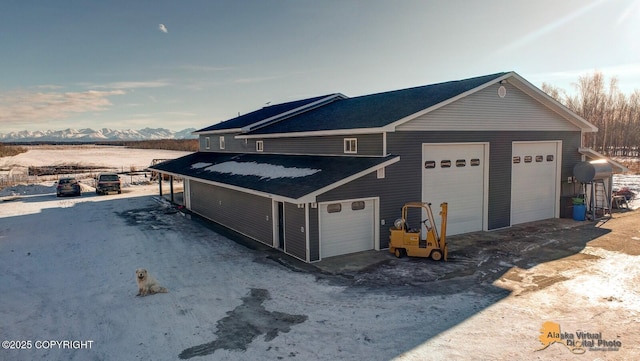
[0, 128, 197, 142]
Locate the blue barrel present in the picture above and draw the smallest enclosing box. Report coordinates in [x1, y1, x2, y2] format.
[573, 204, 586, 221]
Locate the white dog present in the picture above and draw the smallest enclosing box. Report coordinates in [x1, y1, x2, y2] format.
[135, 268, 168, 296]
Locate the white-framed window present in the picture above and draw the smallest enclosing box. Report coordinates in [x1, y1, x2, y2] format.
[256, 140, 264, 152]
[219, 136, 225, 150]
[204, 137, 211, 150]
[344, 138, 357, 154]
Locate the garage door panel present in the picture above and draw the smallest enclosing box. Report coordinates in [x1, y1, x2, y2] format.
[320, 200, 374, 258]
[511, 142, 558, 225]
[423, 144, 485, 236]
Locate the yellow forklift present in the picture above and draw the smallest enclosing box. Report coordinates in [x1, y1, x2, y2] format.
[389, 202, 448, 261]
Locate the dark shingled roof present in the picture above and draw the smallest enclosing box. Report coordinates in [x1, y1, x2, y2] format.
[195, 94, 338, 132]
[149, 152, 398, 201]
[246, 72, 508, 134]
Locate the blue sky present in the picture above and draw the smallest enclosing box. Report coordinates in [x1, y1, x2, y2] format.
[1, 0, 639, 133]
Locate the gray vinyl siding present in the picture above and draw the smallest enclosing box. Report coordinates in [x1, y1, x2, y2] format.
[200, 133, 383, 156]
[199, 133, 256, 153]
[308, 207, 320, 262]
[318, 130, 582, 249]
[259, 134, 384, 156]
[189, 181, 274, 246]
[397, 83, 581, 132]
[284, 203, 307, 261]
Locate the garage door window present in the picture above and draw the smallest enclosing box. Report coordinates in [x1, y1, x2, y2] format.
[441, 160, 452, 168]
[536, 155, 543, 162]
[547, 155, 554, 162]
[456, 159, 466, 167]
[351, 201, 365, 210]
[471, 158, 480, 166]
[513, 156, 521, 164]
[524, 156, 533, 163]
[425, 160, 436, 169]
[327, 203, 342, 213]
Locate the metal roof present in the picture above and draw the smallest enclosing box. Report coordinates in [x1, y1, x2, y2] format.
[150, 152, 399, 203]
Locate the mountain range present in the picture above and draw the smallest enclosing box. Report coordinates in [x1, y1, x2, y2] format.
[0, 127, 197, 142]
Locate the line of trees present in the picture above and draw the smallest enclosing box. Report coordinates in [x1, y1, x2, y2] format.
[542, 71, 640, 156]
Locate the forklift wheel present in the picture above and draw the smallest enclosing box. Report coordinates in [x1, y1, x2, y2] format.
[430, 250, 443, 261]
[394, 248, 405, 258]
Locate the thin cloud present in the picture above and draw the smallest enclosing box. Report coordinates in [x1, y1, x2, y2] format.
[36, 84, 64, 90]
[177, 64, 235, 72]
[158, 24, 168, 33]
[0, 89, 125, 126]
[90, 80, 170, 89]
[233, 75, 279, 84]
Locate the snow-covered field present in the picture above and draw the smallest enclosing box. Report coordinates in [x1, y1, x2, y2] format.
[1, 146, 640, 360]
[0, 145, 192, 171]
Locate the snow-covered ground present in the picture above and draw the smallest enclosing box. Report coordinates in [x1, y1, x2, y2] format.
[2, 181, 478, 361]
[1, 146, 639, 360]
[0, 145, 192, 171]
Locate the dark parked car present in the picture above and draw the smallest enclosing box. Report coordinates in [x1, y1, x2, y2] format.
[95, 172, 121, 195]
[56, 177, 82, 197]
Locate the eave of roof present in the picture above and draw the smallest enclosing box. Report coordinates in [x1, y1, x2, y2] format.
[149, 152, 399, 203]
[578, 147, 628, 173]
[504, 72, 598, 133]
[242, 73, 509, 137]
[237, 71, 598, 138]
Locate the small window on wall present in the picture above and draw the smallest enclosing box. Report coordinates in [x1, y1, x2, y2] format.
[535, 155, 543, 162]
[327, 203, 342, 213]
[456, 159, 466, 167]
[524, 156, 533, 163]
[256, 140, 264, 152]
[440, 160, 452, 168]
[351, 201, 365, 211]
[470, 158, 480, 166]
[205, 137, 211, 150]
[219, 136, 225, 149]
[424, 160, 436, 169]
[344, 138, 357, 154]
[547, 155, 554, 162]
[513, 156, 521, 164]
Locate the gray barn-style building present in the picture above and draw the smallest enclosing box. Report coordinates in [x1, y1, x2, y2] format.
[150, 72, 599, 263]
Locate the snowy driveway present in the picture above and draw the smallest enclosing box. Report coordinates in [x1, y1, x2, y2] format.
[1, 187, 469, 361]
[2, 186, 639, 360]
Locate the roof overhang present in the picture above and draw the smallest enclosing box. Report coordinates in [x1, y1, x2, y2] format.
[194, 128, 243, 135]
[506, 73, 598, 133]
[387, 72, 598, 133]
[150, 152, 399, 203]
[236, 127, 385, 139]
[578, 147, 628, 173]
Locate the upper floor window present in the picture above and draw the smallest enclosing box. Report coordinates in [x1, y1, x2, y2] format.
[205, 137, 211, 150]
[219, 136, 225, 150]
[344, 138, 357, 154]
[256, 140, 264, 152]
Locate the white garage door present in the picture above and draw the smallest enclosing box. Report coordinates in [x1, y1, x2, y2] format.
[422, 143, 486, 235]
[511, 141, 559, 225]
[320, 199, 375, 258]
